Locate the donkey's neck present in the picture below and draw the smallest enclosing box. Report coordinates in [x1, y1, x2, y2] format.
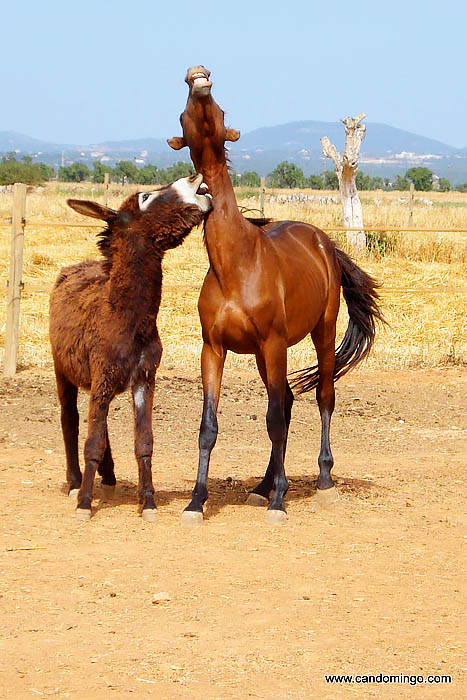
[108, 245, 162, 331]
[202, 161, 259, 278]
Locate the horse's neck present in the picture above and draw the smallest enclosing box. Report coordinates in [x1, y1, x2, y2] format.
[108, 249, 162, 326]
[204, 165, 259, 279]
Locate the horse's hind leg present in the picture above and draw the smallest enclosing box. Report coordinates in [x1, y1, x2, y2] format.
[311, 312, 339, 504]
[55, 371, 81, 495]
[247, 354, 293, 505]
[97, 425, 116, 486]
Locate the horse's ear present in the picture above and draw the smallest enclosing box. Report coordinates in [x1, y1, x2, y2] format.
[225, 128, 240, 142]
[67, 199, 118, 223]
[167, 136, 187, 150]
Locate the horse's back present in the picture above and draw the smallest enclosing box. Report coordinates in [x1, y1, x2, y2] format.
[262, 220, 340, 342]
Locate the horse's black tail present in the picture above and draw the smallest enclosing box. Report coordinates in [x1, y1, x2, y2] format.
[290, 248, 385, 395]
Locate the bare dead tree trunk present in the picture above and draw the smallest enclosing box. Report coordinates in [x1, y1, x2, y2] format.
[321, 113, 367, 254]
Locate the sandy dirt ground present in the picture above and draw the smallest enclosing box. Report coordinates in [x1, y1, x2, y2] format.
[0, 367, 465, 699]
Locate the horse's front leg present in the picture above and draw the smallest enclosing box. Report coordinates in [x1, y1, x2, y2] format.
[76, 387, 112, 520]
[132, 371, 156, 521]
[262, 337, 289, 524]
[182, 342, 225, 526]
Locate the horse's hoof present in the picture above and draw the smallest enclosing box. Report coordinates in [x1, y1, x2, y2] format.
[315, 486, 339, 507]
[68, 489, 80, 502]
[181, 510, 203, 527]
[142, 508, 157, 522]
[75, 508, 91, 521]
[265, 509, 287, 525]
[246, 493, 269, 507]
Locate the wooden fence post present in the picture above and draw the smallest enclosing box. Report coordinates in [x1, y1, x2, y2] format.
[259, 176, 265, 216]
[3, 183, 27, 377]
[408, 182, 414, 227]
[103, 172, 109, 206]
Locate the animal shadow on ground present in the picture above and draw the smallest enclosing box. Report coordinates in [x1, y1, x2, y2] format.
[60, 474, 384, 518]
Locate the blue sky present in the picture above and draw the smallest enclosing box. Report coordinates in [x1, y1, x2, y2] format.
[2, 0, 466, 147]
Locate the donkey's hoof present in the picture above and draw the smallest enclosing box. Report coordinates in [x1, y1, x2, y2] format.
[68, 489, 80, 502]
[75, 507, 91, 521]
[315, 486, 339, 507]
[265, 509, 287, 525]
[246, 493, 269, 507]
[181, 510, 204, 527]
[142, 508, 157, 522]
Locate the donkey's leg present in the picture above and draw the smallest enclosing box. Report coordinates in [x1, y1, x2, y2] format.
[76, 387, 111, 519]
[182, 342, 225, 525]
[311, 312, 338, 504]
[131, 373, 156, 521]
[247, 353, 294, 505]
[55, 371, 81, 495]
[97, 425, 116, 486]
[262, 338, 289, 523]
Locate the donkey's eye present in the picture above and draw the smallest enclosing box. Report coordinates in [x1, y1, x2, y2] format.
[138, 191, 158, 211]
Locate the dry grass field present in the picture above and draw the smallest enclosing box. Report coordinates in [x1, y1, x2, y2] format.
[1, 182, 466, 373]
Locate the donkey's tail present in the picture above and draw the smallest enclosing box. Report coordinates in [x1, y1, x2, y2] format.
[290, 248, 385, 395]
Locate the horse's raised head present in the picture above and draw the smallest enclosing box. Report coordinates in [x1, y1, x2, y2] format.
[168, 65, 240, 172]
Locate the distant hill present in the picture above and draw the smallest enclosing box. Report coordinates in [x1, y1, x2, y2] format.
[0, 130, 60, 153]
[233, 121, 459, 157]
[1, 122, 466, 182]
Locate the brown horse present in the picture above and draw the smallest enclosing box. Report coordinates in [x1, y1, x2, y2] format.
[49, 175, 212, 520]
[169, 66, 384, 525]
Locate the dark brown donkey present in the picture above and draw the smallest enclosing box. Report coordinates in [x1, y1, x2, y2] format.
[49, 174, 212, 520]
[169, 66, 384, 525]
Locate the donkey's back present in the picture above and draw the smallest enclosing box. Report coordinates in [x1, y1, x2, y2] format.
[50, 259, 109, 390]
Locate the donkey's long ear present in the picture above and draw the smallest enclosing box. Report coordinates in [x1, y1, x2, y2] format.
[225, 128, 240, 142]
[67, 199, 118, 223]
[167, 136, 187, 150]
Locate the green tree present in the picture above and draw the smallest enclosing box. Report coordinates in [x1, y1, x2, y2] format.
[0, 156, 46, 185]
[307, 174, 324, 189]
[323, 171, 339, 190]
[59, 162, 91, 182]
[455, 183, 467, 192]
[92, 161, 113, 183]
[438, 177, 450, 192]
[164, 161, 195, 183]
[405, 167, 433, 191]
[37, 162, 56, 180]
[229, 171, 240, 186]
[269, 161, 305, 188]
[356, 171, 373, 190]
[239, 171, 260, 187]
[113, 160, 138, 184]
[137, 165, 163, 185]
[392, 175, 410, 191]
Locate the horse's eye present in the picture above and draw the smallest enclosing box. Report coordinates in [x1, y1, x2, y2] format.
[141, 193, 150, 203]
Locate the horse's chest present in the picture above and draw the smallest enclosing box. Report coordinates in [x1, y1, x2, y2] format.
[214, 301, 268, 353]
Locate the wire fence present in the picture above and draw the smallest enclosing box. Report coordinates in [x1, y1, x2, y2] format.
[2, 183, 467, 375]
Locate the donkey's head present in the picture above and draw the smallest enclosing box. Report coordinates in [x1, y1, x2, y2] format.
[67, 174, 212, 264]
[168, 66, 240, 173]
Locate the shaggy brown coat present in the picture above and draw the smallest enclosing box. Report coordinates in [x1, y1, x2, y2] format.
[49, 175, 210, 519]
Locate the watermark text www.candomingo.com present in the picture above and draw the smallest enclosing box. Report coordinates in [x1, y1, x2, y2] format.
[325, 673, 452, 686]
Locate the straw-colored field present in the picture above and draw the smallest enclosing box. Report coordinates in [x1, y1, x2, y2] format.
[1, 182, 466, 372]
